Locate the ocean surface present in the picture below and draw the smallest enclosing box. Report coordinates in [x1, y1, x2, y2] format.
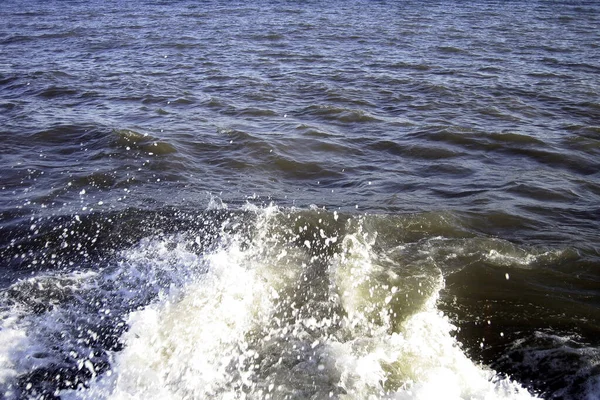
[1, 1, 599, 399]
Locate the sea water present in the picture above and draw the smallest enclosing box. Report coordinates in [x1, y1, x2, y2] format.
[1, 1, 599, 399]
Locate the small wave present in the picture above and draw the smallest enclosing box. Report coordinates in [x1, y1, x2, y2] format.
[488, 132, 546, 146]
[506, 182, 578, 203]
[563, 135, 600, 155]
[113, 129, 177, 155]
[408, 127, 483, 149]
[30, 124, 106, 148]
[418, 163, 475, 178]
[0, 102, 18, 111]
[140, 95, 170, 105]
[171, 97, 196, 105]
[477, 106, 522, 122]
[294, 124, 345, 139]
[431, 188, 488, 199]
[0, 35, 34, 45]
[368, 140, 464, 160]
[437, 46, 468, 54]
[390, 61, 432, 71]
[64, 171, 120, 192]
[271, 155, 344, 180]
[507, 147, 598, 175]
[249, 32, 285, 41]
[36, 85, 79, 99]
[300, 105, 382, 124]
[236, 107, 279, 118]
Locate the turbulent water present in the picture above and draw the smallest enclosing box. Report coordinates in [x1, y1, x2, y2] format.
[1, 1, 599, 399]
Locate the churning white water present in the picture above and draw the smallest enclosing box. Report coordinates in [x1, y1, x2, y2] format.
[49, 206, 537, 400]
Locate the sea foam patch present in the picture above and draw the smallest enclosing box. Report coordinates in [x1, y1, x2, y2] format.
[59, 206, 538, 400]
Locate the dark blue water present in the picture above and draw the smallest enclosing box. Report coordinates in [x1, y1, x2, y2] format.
[1, 1, 599, 399]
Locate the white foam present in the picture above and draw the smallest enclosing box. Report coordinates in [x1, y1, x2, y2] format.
[0, 316, 29, 394]
[328, 227, 537, 400]
[62, 207, 538, 400]
[100, 245, 275, 399]
[0, 270, 100, 399]
[0, 234, 209, 399]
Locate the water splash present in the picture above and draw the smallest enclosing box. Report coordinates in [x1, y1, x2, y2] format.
[56, 206, 537, 400]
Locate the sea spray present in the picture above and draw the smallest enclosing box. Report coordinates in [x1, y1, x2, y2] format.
[59, 206, 537, 399]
